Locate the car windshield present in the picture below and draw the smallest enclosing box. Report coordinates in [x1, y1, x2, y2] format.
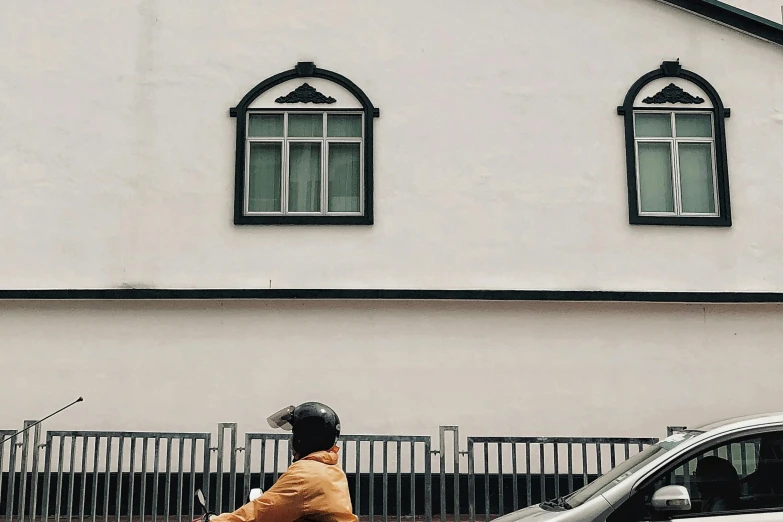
[565, 431, 702, 508]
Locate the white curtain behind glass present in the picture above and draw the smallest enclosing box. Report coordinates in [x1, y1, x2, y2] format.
[288, 143, 321, 212]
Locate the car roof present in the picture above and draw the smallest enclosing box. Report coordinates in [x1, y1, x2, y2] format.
[694, 412, 783, 433]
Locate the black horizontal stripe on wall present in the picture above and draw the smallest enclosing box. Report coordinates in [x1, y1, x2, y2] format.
[2, 288, 783, 303]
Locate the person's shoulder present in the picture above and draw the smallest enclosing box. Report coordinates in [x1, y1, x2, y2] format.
[287, 458, 332, 475]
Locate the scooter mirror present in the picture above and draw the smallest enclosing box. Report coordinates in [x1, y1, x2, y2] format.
[196, 489, 207, 512]
[249, 488, 263, 501]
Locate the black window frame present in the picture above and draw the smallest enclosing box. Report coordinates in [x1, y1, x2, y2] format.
[229, 62, 379, 226]
[617, 60, 732, 227]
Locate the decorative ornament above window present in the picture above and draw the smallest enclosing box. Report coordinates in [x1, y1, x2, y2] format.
[275, 83, 337, 104]
[642, 83, 705, 105]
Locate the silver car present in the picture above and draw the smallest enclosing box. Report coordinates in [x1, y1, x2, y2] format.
[495, 413, 783, 522]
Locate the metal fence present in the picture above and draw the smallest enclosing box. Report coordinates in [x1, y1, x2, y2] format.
[466, 436, 658, 522]
[0, 423, 659, 522]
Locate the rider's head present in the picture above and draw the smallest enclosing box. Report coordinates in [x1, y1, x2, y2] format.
[267, 402, 341, 459]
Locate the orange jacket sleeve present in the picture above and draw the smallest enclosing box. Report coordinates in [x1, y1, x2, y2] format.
[210, 470, 305, 522]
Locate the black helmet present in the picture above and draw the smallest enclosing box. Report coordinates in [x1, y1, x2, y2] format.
[267, 402, 341, 457]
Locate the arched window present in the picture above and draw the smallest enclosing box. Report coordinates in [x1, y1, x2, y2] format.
[230, 62, 379, 225]
[618, 60, 731, 227]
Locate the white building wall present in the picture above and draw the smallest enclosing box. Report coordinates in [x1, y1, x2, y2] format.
[2, 300, 781, 439]
[2, 0, 783, 292]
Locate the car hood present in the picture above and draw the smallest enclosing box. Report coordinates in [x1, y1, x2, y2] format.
[489, 505, 568, 522]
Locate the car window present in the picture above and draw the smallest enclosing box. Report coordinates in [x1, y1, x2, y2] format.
[608, 431, 783, 521]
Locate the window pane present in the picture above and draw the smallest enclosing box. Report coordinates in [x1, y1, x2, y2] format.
[678, 143, 715, 214]
[676, 114, 712, 138]
[328, 143, 361, 212]
[248, 114, 283, 137]
[635, 113, 672, 137]
[288, 114, 323, 137]
[247, 143, 282, 212]
[652, 436, 772, 515]
[637, 142, 674, 213]
[288, 143, 321, 212]
[327, 114, 362, 137]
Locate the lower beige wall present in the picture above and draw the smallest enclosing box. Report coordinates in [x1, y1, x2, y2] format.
[2, 299, 781, 441]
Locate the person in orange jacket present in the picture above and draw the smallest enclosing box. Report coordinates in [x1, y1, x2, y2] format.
[206, 402, 357, 522]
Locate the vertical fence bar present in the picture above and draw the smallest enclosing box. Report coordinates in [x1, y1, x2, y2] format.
[409, 443, 414, 522]
[553, 444, 559, 499]
[355, 441, 362, 518]
[56, 435, 65, 522]
[203, 434, 212, 519]
[0, 432, 8, 522]
[259, 439, 266, 492]
[164, 438, 172, 522]
[483, 443, 489, 522]
[177, 439, 184, 522]
[104, 436, 113, 522]
[566, 443, 574, 494]
[353, 440, 362, 514]
[243, 435, 252, 503]
[91, 437, 101, 522]
[216, 430, 224, 514]
[396, 441, 402, 522]
[140, 438, 149, 522]
[67, 436, 77, 522]
[189, 438, 197, 520]
[31, 423, 43, 522]
[78, 437, 87, 522]
[369, 441, 375, 522]
[129, 439, 137, 522]
[43, 434, 54, 522]
[596, 443, 603, 477]
[452, 429, 460, 522]
[439, 430, 446, 522]
[525, 443, 531, 508]
[511, 443, 518, 512]
[116, 437, 125, 522]
[8, 433, 19, 522]
[538, 444, 545, 503]
[0, 434, 6, 522]
[341, 441, 347, 479]
[424, 438, 432, 522]
[228, 426, 237, 513]
[581, 443, 588, 487]
[610, 444, 616, 470]
[272, 440, 280, 484]
[19, 422, 33, 522]
[153, 437, 160, 522]
[466, 440, 474, 522]
[382, 441, 388, 522]
[497, 444, 503, 517]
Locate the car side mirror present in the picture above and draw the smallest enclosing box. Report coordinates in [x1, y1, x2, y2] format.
[249, 488, 263, 501]
[651, 485, 691, 512]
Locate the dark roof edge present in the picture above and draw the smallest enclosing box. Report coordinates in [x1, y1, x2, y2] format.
[658, 0, 783, 45]
[1, 288, 783, 304]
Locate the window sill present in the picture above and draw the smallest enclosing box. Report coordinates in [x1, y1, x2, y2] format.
[234, 214, 373, 225]
[630, 215, 731, 227]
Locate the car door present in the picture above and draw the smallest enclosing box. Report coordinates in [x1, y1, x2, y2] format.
[608, 429, 783, 522]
